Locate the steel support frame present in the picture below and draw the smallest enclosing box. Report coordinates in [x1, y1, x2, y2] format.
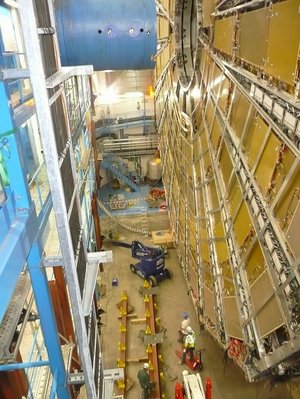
[197, 126, 226, 342]
[202, 112, 265, 360]
[212, 0, 270, 17]
[204, 86, 265, 345]
[202, 56, 300, 374]
[222, 110, 298, 326]
[154, 55, 175, 97]
[192, 160, 205, 313]
[17, 1, 97, 398]
[208, 50, 300, 154]
[209, 49, 300, 305]
[155, 0, 174, 26]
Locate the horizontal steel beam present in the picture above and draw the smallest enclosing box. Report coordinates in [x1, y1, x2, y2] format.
[46, 66, 94, 88]
[0, 68, 29, 80]
[0, 360, 49, 371]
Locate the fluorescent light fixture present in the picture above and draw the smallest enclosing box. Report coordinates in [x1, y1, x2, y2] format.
[123, 91, 144, 98]
[99, 86, 118, 104]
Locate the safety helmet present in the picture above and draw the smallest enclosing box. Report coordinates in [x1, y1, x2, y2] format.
[182, 312, 189, 319]
[143, 363, 150, 370]
[187, 326, 193, 333]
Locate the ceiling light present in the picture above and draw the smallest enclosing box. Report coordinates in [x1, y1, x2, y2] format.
[99, 87, 118, 104]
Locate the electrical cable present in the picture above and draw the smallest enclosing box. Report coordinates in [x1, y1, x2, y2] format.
[97, 197, 145, 234]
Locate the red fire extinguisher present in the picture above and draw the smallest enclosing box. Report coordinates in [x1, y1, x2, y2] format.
[175, 382, 184, 399]
[205, 377, 212, 399]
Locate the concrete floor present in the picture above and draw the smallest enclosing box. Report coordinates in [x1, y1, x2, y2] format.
[81, 213, 300, 399]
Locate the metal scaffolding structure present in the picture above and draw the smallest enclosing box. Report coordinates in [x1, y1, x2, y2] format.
[0, 0, 102, 397]
[155, 0, 300, 382]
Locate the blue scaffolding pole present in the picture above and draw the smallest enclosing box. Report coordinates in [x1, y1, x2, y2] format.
[27, 243, 71, 399]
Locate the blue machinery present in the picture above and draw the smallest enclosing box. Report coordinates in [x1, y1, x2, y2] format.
[55, 0, 156, 70]
[112, 240, 172, 286]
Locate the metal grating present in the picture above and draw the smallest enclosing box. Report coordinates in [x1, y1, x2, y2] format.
[89, 315, 96, 361]
[0, 273, 30, 361]
[34, 0, 58, 78]
[70, 199, 81, 256]
[50, 95, 68, 155]
[18, 0, 98, 396]
[95, 338, 100, 395]
[77, 241, 87, 296]
[61, 150, 75, 211]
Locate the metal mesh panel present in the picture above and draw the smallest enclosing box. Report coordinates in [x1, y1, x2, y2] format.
[51, 95, 68, 155]
[40, 35, 57, 78]
[34, 0, 58, 78]
[60, 151, 74, 212]
[77, 241, 86, 296]
[34, 0, 51, 26]
[89, 315, 96, 361]
[94, 337, 100, 394]
[69, 198, 80, 256]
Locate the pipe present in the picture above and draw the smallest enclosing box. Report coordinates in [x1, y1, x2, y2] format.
[0, 360, 49, 371]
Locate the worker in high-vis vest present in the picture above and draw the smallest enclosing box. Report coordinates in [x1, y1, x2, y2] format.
[179, 326, 195, 364]
[178, 312, 191, 343]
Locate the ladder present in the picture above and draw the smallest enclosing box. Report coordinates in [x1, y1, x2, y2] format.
[139, 207, 149, 237]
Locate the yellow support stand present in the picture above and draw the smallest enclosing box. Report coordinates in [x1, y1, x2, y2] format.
[143, 280, 150, 288]
[121, 291, 127, 301]
[119, 323, 127, 333]
[119, 306, 127, 316]
[146, 344, 153, 353]
[117, 379, 125, 389]
[158, 354, 164, 364]
[117, 358, 125, 368]
[145, 325, 152, 335]
[145, 308, 151, 318]
[149, 360, 154, 370]
[154, 302, 158, 310]
[144, 294, 150, 303]
[160, 372, 166, 382]
[118, 342, 126, 351]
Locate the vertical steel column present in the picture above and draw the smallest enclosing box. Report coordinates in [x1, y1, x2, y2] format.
[27, 244, 71, 399]
[91, 191, 103, 250]
[198, 124, 226, 342]
[18, 1, 97, 397]
[91, 120, 101, 189]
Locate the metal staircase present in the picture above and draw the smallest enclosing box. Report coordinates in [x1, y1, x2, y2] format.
[101, 154, 139, 192]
